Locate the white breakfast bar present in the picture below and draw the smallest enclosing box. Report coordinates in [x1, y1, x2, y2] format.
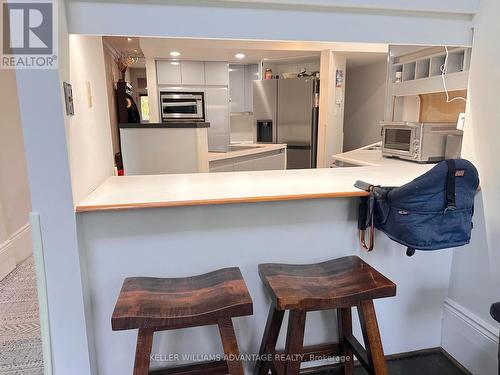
[75, 163, 454, 374]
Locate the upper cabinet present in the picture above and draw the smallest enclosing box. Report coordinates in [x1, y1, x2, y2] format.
[205, 62, 229, 86]
[244, 64, 258, 112]
[229, 64, 258, 113]
[156, 61, 182, 85]
[156, 60, 228, 86]
[180, 61, 205, 85]
[229, 65, 245, 113]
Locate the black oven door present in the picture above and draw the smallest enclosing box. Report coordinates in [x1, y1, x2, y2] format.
[383, 127, 413, 155]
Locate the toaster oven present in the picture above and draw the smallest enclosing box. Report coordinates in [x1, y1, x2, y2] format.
[381, 122, 462, 163]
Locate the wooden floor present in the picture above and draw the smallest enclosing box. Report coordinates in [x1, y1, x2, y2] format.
[308, 350, 469, 375]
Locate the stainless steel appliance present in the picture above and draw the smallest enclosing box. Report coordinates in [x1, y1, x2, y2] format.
[253, 77, 319, 169]
[381, 121, 462, 163]
[160, 92, 205, 122]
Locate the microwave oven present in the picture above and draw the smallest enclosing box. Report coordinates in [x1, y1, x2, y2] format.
[381, 122, 462, 163]
[160, 92, 205, 122]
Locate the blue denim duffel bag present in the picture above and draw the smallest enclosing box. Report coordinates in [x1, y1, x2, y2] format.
[356, 159, 479, 256]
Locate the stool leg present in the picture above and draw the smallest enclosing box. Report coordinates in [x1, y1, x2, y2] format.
[284, 309, 306, 375]
[133, 328, 154, 375]
[357, 300, 388, 375]
[218, 317, 245, 375]
[255, 302, 285, 375]
[337, 308, 354, 375]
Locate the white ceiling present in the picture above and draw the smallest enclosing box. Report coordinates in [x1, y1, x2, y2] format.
[104, 36, 389, 67]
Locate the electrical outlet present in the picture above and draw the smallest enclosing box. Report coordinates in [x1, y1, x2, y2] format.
[457, 112, 466, 130]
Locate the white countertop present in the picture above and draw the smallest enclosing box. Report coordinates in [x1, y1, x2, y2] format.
[208, 144, 286, 162]
[332, 142, 418, 167]
[76, 163, 432, 212]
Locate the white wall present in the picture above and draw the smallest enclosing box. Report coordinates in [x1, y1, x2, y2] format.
[67, 0, 474, 46]
[443, 0, 500, 373]
[15, 0, 94, 373]
[103, 45, 120, 154]
[0, 69, 32, 278]
[318, 51, 346, 167]
[343, 59, 387, 151]
[68, 35, 115, 204]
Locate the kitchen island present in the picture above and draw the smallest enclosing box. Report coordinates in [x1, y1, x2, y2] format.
[208, 144, 287, 172]
[119, 122, 210, 175]
[75, 162, 454, 375]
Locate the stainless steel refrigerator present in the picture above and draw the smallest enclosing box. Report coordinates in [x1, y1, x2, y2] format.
[253, 77, 319, 169]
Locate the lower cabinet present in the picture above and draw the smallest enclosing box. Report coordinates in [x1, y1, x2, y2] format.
[209, 150, 286, 173]
[209, 163, 234, 173]
[233, 153, 285, 171]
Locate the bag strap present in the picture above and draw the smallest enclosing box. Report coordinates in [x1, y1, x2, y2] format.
[445, 159, 456, 212]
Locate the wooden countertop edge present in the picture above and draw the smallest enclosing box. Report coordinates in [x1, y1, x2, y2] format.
[75, 191, 369, 213]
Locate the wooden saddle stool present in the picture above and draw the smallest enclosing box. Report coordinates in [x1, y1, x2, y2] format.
[112, 267, 253, 375]
[255, 256, 396, 375]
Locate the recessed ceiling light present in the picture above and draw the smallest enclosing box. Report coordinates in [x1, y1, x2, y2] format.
[170, 61, 180, 66]
[127, 37, 133, 42]
[170, 51, 181, 57]
[235, 53, 245, 60]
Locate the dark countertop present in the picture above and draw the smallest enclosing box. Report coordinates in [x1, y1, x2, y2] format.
[119, 122, 210, 129]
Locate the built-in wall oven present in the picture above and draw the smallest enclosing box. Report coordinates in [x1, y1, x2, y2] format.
[160, 92, 205, 122]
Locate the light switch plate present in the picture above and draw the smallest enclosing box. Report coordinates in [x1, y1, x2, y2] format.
[63, 82, 74, 116]
[86, 81, 93, 108]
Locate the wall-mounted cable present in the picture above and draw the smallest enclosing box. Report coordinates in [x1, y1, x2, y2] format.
[441, 46, 468, 103]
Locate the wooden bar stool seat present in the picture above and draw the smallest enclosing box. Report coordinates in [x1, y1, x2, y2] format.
[112, 267, 253, 375]
[255, 256, 396, 375]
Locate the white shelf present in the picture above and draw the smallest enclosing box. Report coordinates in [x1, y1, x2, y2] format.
[392, 48, 470, 80]
[416, 59, 430, 79]
[403, 62, 416, 81]
[392, 64, 403, 83]
[446, 50, 465, 74]
[392, 71, 469, 96]
[430, 55, 446, 76]
[390, 47, 470, 96]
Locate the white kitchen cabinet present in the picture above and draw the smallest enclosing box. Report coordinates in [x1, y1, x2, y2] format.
[205, 62, 229, 86]
[244, 64, 259, 112]
[210, 149, 286, 172]
[229, 64, 258, 113]
[205, 87, 230, 151]
[156, 60, 181, 85]
[233, 152, 285, 171]
[209, 162, 234, 173]
[229, 65, 245, 113]
[181, 61, 205, 85]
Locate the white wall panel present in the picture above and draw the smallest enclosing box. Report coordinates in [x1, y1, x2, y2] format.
[67, 1, 474, 47]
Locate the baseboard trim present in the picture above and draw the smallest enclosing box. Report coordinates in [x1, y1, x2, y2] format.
[442, 298, 499, 375]
[0, 223, 32, 280]
[300, 347, 472, 374]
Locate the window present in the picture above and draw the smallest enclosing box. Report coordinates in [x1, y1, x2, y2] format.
[140, 95, 150, 122]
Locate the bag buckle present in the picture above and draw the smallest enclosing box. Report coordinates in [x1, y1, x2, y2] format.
[359, 217, 374, 252]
